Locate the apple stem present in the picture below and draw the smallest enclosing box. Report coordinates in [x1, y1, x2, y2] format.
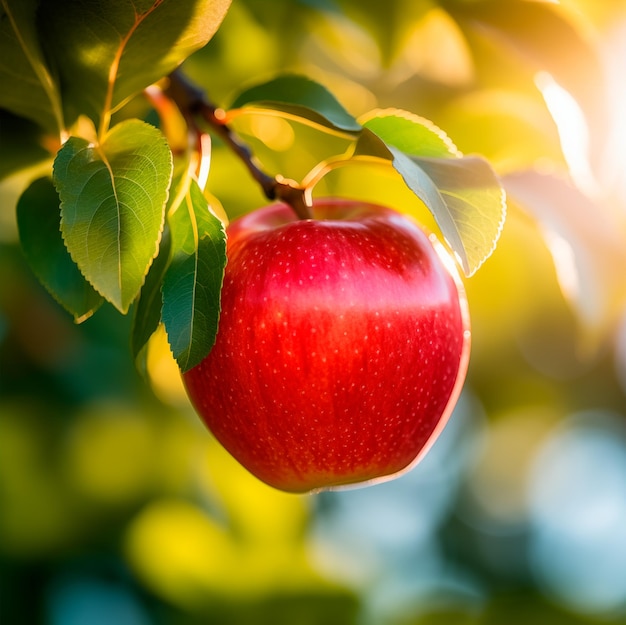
[164, 70, 313, 220]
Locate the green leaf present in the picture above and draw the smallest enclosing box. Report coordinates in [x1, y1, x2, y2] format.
[229, 74, 362, 133]
[53, 119, 173, 313]
[0, 0, 63, 131]
[131, 226, 172, 372]
[162, 179, 226, 373]
[357, 112, 506, 275]
[130, 164, 191, 366]
[361, 109, 460, 158]
[415, 155, 506, 276]
[16, 177, 103, 322]
[38, 0, 232, 124]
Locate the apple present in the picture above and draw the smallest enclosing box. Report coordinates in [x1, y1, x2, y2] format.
[183, 199, 470, 493]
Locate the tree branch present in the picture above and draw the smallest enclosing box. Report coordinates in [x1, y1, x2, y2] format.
[165, 70, 312, 220]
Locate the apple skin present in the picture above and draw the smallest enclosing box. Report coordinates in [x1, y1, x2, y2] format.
[183, 199, 470, 493]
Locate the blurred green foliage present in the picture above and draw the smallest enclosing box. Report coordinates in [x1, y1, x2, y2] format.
[3, 1, 626, 624]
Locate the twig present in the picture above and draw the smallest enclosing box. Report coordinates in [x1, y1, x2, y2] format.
[165, 70, 312, 220]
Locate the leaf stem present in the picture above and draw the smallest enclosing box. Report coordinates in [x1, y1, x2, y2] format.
[165, 70, 313, 220]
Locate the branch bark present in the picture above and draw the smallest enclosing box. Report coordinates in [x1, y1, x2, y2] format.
[165, 70, 312, 220]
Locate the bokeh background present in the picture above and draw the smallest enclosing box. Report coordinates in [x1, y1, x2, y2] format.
[3, 0, 626, 623]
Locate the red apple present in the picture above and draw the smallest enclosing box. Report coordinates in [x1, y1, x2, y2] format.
[183, 199, 470, 493]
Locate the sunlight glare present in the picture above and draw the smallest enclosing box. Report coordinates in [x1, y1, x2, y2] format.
[536, 72, 598, 197]
[540, 228, 580, 312]
[196, 133, 212, 191]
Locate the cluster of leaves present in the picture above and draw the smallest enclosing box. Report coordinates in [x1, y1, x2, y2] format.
[2, 0, 506, 374]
